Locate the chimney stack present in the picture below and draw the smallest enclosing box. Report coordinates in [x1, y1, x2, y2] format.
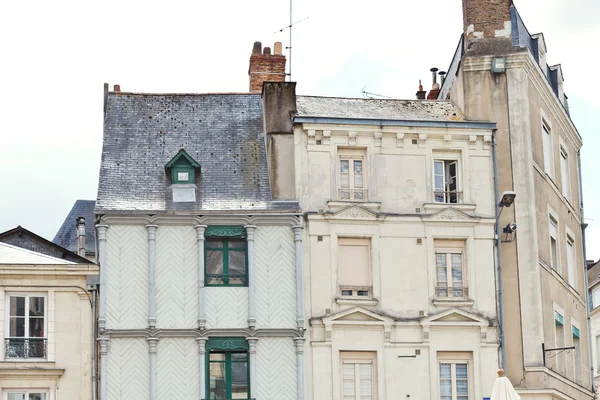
[76, 217, 86, 258]
[427, 68, 441, 100]
[462, 0, 512, 44]
[248, 41, 286, 94]
[113, 84, 121, 92]
[416, 80, 426, 100]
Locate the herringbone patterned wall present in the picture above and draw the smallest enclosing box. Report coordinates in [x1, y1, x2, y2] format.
[205, 287, 248, 328]
[156, 338, 200, 399]
[105, 225, 148, 329]
[255, 337, 298, 399]
[156, 226, 199, 329]
[106, 338, 150, 400]
[255, 226, 297, 329]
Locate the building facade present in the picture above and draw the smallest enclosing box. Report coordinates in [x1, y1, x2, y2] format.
[262, 82, 501, 400]
[0, 242, 98, 400]
[95, 69, 305, 399]
[440, 1, 591, 398]
[587, 260, 600, 397]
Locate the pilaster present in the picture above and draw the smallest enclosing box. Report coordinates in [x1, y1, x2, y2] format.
[245, 225, 257, 329]
[97, 225, 109, 330]
[146, 225, 158, 328]
[195, 225, 208, 329]
[98, 337, 110, 400]
[246, 337, 259, 398]
[294, 337, 306, 400]
[197, 337, 208, 399]
[147, 338, 159, 400]
[292, 225, 305, 330]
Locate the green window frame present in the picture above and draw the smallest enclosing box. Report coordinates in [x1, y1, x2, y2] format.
[165, 149, 200, 184]
[205, 226, 248, 287]
[206, 338, 250, 400]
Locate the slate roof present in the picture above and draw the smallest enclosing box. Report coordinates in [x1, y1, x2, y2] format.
[295, 96, 465, 121]
[97, 93, 293, 212]
[0, 242, 75, 265]
[53, 200, 96, 254]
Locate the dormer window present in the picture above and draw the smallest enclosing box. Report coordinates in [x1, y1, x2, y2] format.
[165, 149, 201, 202]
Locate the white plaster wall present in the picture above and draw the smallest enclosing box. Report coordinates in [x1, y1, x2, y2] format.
[155, 225, 199, 329]
[255, 337, 298, 400]
[205, 287, 248, 329]
[105, 225, 148, 329]
[156, 338, 200, 399]
[106, 338, 150, 400]
[375, 153, 428, 212]
[255, 226, 297, 329]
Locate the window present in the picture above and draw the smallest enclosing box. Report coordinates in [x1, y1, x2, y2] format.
[572, 324, 582, 383]
[205, 226, 247, 286]
[596, 335, 600, 372]
[338, 238, 371, 298]
[206, 338, 249, 400]
[542, 119, 553, 176]
[560, 147, 570, 199]
[434, 160, 460, 204]
[549, 217, 558, 272]
[165, 149, 200, 184]
[435, 241, 466, 299]
[5, 295, 46, 359]
[554, 310, 566, 375]
[567, 236, 575, 288]
[341, 352, 376, 400]
[338, 149, 367, 201]
[6, 393, 46, 400]
[594, 288, 600, 310]
[439, 362, 469, 400]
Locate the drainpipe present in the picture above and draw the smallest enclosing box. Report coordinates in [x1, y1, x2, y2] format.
[492, 130, 507, 371]
[92, 289, 97, 400]
[578, 150, 594, 393]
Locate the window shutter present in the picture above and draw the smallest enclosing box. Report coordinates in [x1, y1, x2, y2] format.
[572, 325, 580, 339]
[554, 311, 564, 326]
[567, 239, 575, 286]
[339, 238, 370, 287]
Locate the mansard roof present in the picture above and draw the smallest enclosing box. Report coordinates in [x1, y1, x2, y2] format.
[97, 92, 296, 212]
[53, 200, 96, 255]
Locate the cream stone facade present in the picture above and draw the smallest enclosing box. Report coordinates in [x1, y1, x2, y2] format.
[441, 2, 592, 399]
[0, 242, 98, 400]
[280, 92, 500, 399]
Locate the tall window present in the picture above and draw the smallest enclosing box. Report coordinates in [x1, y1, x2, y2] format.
[6, 393, 46, 400]
[339, 149, 366, 201]
[434, 160, 460, 204]
[554, 311, 566, 375]
[6, 295, 46, 359]
[549, 217, 559, 272]
[593, 287, 600, 309]
[338, 238, 371, 298]
[205, 226, 247, 286]
[341, 352, 376, 400]
[560, 147, 570, 199]
[206, 338, 249, 400]
[566, 236, 575, 288]
[435, 241, 466, 299]
[572, 325, 582, 383]
[596, 335, 600, 372]
[439, 362, 469, 400]
[542, 119, 553, 176]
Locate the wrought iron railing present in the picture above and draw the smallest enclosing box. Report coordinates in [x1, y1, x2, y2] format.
[433, 190, 462, 204]
[435, 286, 468, 299]
[338, 188, 368, 201]
[5, 338, 47, 359]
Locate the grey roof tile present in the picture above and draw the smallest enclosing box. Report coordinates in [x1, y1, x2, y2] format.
[53, 200, 96, 254]
[97, 93, 286, 212]
[295, 96, 465, 121]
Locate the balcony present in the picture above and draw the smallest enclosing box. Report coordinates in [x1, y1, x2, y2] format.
[5, 338, 47, 359]
[435, 286, 468, 299]
[433, 191, 462, 204]
[338, 188, 368, 201]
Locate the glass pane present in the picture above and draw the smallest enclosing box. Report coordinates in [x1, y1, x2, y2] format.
[206, 240, 223, 248]
[451, 267, 463, 283]
[440, 364, 451, 379]
[8, 394, 26, 400]
[436, 254, 446, 267]
[437, 267, 447, 283]
[457, 379, 469, 394]
[206, 251, 224, 285]
[340, 160, 349, 173]
[341, 173, 350, 188]
[29, 317, 44, 337]
[210, 353, 226, 361]
[228, 239, 246, 249]
[30, 297, 44, 316]
[231, 353, 247, 362]
[10, 297, 25, 317]
[354, 161, 363, 188]
[229, 250, 247, 285]
[434, 161, 444, 176]
[29, 395, 46, 400]
[456, 364, 468, 379]
[434, 175, 444, 191]
[451, 254, 462, 268]
[10, 317, 25, 337]
[231, 360, 248, 399]
[359, 363, 372, 398]
[209, 361, 227, 400]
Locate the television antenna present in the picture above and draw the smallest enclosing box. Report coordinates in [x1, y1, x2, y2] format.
[361, 86, 392, 99]
[275, 0, 309, 82]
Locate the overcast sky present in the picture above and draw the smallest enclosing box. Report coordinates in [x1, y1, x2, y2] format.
[1, 0, 598, 259]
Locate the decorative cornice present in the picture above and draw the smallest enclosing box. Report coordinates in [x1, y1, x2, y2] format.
[100, 214, 301, 227]
[0, 367, 65, 379]
[101, 328, 303, 339]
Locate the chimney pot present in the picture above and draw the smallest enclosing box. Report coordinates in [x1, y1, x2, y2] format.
[274, 42, 283, 55]
[252, 41, 262, 54]
[113, 84, 121, 92]
[248, 40, 286, 93]
[430, 68, 438, 85]
[263, 47, 272, 55]
[76, 217, 86, 258]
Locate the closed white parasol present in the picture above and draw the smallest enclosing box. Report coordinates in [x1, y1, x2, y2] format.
[490, 369, 520, 400]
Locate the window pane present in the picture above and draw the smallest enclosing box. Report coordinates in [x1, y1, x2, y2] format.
[29, 317, 44, 337]
[456, 363, 468, 378]
[451, 267, 463, 283]
[10, 317, 25, 337]
[440, 364, 451, 379]
[231, 353, 247, 362]
[436, 254, 446, 267]
[359, 363, 372, 399]
[206, 240, 223, 248]
[29, 395, 46, 400]
[343, 364, 356, 398]
[340, 160, 349, 173]
[434, 161, 444, 176]
[209, 360, 227, 400]
[30, 297, 44, 316]
[231, 360, 248, 399]
[227, 239, 246, 249]
[8, 394, 26, 400]
[210, 353, 226, 361]
[229, 250, 247, 285]
[10, 297, 25, 317]
[206, 250, 224, 284]
[354, 161, 363, 188]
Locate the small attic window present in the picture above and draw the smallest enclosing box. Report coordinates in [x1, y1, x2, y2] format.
[165, 149, 201, 184]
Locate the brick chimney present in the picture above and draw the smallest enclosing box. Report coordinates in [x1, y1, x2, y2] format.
[426, 68, 440, 100]
[462, 0, 512, 42]
[249, 41, 286, 93]
[76, 217, 86, 257]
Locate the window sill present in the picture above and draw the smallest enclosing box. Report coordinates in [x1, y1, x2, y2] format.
[432, 298, 474, 308]
[422, 203, 476, 213]
[336, 297, 379, 307]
